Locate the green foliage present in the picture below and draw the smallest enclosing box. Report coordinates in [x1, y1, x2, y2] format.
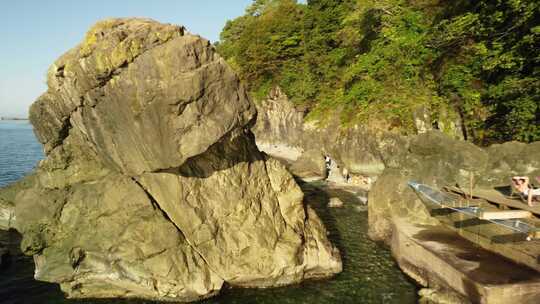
[339, 3, 435, 128]
[431, 0, 540, 143]
[217, 0, 540, 144]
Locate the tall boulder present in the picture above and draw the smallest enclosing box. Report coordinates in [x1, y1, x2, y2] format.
[0, 18, 341, 302]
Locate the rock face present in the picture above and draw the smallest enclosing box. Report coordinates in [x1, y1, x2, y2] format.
[0, 18, 341, 301]
[254, 86, 306, 147]
[253, 87, 386, 177]
[289, 149, 327, 179]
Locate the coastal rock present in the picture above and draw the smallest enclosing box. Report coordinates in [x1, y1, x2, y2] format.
[0, 18, 341, 302]
[253, 86, 305, 146]
[480, 141, 540, 187]
[289, 149, 327, 179]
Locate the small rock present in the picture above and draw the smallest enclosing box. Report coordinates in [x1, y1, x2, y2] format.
[358, 196, 368, 205]
[328, 197, 344, 208]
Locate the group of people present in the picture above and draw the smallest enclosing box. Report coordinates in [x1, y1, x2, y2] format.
[511, 176, 540, 206]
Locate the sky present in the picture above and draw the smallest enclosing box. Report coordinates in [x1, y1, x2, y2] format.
[0, 0, 258, 118]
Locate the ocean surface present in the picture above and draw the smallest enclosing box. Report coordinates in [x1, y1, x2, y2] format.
[0, 120, 418, 304]
[0, 120, 43, 187]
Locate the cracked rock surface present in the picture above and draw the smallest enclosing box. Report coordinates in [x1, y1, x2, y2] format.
[0, 18, 341, 301]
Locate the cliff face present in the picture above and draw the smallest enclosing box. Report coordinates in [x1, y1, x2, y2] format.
[0, 19, 341, 301]
[253, 87, 387, 177]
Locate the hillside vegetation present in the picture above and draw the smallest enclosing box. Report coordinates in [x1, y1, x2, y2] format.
[217, 0, 539, 144]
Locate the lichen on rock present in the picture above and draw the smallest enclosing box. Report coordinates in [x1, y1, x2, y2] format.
[0, 18, 341, 302]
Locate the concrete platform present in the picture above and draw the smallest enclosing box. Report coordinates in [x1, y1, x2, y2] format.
[391, 219, 540, 304]
[430, 203, 540, 272]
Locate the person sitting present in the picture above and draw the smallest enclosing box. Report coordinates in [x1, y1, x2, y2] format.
[511, 176, 540, 207]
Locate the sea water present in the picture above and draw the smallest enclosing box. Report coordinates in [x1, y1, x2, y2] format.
[0, 120, 43, 187]
[0, 120, 417, 304]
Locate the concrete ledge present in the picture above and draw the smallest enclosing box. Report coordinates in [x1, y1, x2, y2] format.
[391, 219, 540, 304]
[430, 203, 540, 272]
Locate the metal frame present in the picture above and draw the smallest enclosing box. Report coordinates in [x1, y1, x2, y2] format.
[408, 181, 540, 240]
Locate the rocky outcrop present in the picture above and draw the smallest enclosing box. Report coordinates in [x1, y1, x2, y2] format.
[253, 87, 469, 182]
[253, 87, 386, 178]
[253, 86, 306, 146]
[480, 141, 540, 186]
[289, 149, 327, 179]
[0, 18, 341, 302]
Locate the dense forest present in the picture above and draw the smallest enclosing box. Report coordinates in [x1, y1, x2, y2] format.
[216, 0, 540, 144]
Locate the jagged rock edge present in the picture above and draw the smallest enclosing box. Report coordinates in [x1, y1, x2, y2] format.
[47, 31, 186, 153]
[261, 158, 303, 235]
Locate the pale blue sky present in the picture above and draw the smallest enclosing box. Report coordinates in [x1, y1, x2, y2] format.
[0, 0, 260, 118]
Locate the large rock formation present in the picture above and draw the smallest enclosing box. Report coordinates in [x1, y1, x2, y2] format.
[0, 18, 341, 301]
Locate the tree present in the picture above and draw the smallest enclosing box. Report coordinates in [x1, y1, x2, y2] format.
[217, 0, 540, 143]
